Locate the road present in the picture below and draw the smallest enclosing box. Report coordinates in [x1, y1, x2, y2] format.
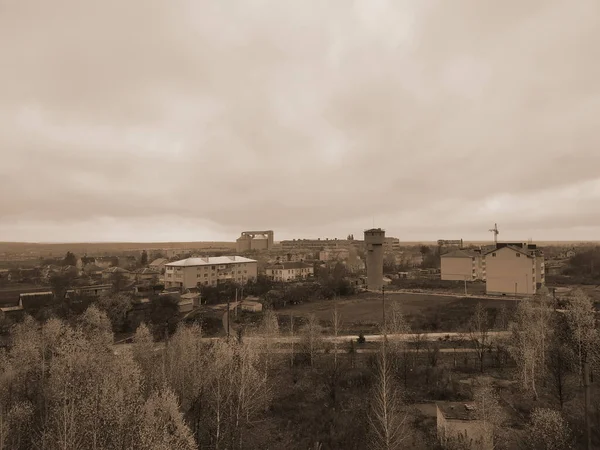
[113, 330, 510, 355]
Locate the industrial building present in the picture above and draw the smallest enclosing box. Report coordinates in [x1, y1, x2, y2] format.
[265, 261, 314, 282]
[236, 231, 274, 252]
[365, 228, 385, 290]
[164, 256, 258, 290]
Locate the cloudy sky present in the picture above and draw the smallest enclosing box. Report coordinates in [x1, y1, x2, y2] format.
[1, 0, 599, 243]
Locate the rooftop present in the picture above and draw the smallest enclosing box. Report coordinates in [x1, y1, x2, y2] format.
[441, 249, 477, 259]
[437, 402, 478, 421]
[166, 256, 257, 267]
[149, 258, 169, 266]
[103, 266, 131, 273]
[268, 261, 313, 270]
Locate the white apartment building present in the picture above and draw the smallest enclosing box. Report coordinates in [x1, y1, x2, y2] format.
[265, 261, 314, 282]
[164, 256, 258, 290]
[440, 249, 485, 281]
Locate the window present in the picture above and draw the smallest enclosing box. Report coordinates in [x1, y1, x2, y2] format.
[516, 253, 521, 258]
[492, 253, 496, 257]
[211, 266, 215, 270]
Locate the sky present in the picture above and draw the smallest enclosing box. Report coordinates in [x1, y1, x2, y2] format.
[1, 0, 599, 243]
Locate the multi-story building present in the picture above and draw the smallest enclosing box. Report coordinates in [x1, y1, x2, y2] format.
[318, 248, 350, 261]
[164, 256, 258, 290]
[484, 243, 544, 296]
[265, 261, 314, 282]
[441, 249, 485, 281]
[236, 230, 274, 252]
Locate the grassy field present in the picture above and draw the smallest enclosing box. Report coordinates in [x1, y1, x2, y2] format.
[277, 292, 517, 334]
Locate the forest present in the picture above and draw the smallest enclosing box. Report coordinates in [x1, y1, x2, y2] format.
[0, 286, 599, 449]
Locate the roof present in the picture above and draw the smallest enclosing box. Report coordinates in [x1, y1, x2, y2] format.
[166, 256, 257, 267]
[83, 264, 103, 272]
[437, 402, 479, 421]
[149, 258, 168, 266]
[441, 249, 476, 259]
[484, 245, 532, 258]
[20, 291, 53, 297]
[268, 261, 313, 270]
[133, 268, 160, 275]
[103, 267, 131, 274]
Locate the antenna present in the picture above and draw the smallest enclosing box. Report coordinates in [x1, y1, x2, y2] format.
[489, 223, 499, 244]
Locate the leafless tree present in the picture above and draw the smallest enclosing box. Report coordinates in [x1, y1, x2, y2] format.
[564, 289, 598, 382]
[332, 299, 343, 371]
[468, 303, 491, 373]
[368, 345, 409, 450]
[139, 386, 197, 450]
[259, 308, 280, 380]
[302, 314, 323, 368]
[524, 408, 573, 450]
[472, 381, 505, 448]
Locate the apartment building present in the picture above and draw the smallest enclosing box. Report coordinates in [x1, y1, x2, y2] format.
[484, 244, 542, 296]
[440, 249, 485, 281]
[164, 256, 257, 290]
[265, 261, 314, 282]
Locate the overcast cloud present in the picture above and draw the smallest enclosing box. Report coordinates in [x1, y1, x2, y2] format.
[1, 0, 599, 243]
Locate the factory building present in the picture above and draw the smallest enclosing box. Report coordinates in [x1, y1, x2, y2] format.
[236, 231, 274, 252]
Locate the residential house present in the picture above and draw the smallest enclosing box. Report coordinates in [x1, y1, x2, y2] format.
[484, 243, 544, 296]
[133, 268, 160, 283]
[265, 261, 314, 282]
[437, 402, 493, 450]
[82, 264, 103, 278]
[441, 249, 485, 281]
[149, 258, 169, 273]
[164, 256, 258, 290]
[95, 257, 117, 269]
[102, 266, 132, 280]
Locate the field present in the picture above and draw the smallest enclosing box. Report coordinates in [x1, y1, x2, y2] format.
[277, 291, 517, 335]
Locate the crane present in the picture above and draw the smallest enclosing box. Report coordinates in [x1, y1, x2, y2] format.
[489, 223, 499, 244]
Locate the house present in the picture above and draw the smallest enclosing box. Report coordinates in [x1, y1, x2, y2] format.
[240, 301, 263, 312]
[265, 261, 314, 282]
[164, 256, 258, 290]
[178, 292, 200, 313]
[133, 268, 160, 283]
[437, 402, 493, 450]
[149, 258, 169, 273]
[82, 264, 103, 278]
[64, 284, 112, 300]
[441, 249, 485, 281]
[484, 243, 544, 296]
[95, 257, 118, 269]
[102, 266, 132, 280]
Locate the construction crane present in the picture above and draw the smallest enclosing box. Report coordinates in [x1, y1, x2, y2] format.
[489, 223, 499, 244]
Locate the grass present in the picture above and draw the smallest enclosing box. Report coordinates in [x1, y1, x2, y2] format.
[277, 292, 516, 334]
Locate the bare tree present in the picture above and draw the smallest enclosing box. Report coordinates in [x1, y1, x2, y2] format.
[564, 289, 597, 382]
[468, 303, 491, 373]
[368, 346, 409, 450]
[524, 408, 573, 450]
[472, 381, 505, 449]
[258, 308, 279, 381]
[139, 386, 197, 450]
[332, 300, 343, 371]
[301, 314, 323, 368]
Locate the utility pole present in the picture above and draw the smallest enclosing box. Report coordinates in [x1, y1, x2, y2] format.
[464, 277, 467, 296]
[382, 286, 386, 338]
[235, 287, 238, 319]
[227, 292, 230, 340]
[584, 362, 591, 450]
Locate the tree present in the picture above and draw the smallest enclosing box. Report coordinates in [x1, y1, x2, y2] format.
[468, 303, 491, 373]
[97, 293, 133, 333]
[332, 299, 343, 371]
[149, 295, 180, 340]
[49, 272, 76, 301]
[132, 323, 159, 395]
[509, 300, 542, 399]
[258, 308, 279, 381]
[524, 408, 573, 450]
[472, 381, 505, 448]
[141, 250, 148, 266]
[301, 314, 323, 368]
[63, 251, 77, 267]
[564, 289, 598, 381]
[139, 387, 197, 450]
[368, 345, 409, 450]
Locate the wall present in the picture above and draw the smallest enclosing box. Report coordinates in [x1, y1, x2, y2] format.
[441, 257, 474, 281]
[485, 247, 536, 295]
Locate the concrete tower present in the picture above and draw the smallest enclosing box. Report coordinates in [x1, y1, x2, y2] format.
[364, 228, 385, 290]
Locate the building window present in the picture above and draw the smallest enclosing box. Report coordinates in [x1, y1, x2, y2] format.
[516, 253, 520, 258]
[492, 253, 496, 257]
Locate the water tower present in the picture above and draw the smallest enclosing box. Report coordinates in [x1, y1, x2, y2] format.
[364, 228, 385, 290]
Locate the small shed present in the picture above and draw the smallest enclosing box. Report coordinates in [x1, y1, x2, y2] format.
[240, 301, 263, 313]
